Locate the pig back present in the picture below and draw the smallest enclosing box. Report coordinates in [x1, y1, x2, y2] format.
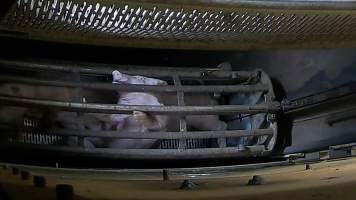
[0, 82, 116, 130]
[158, 93, 218, 106]
[156, 93, 226, 131]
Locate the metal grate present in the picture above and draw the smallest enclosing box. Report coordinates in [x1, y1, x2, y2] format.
[22, 117, 63, 145]
[158, 139, 212, 149]
[1, 0, 356, 49]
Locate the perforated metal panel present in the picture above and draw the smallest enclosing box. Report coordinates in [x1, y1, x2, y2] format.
[1, 1, 356, 50]
[22, 117, 63, 145]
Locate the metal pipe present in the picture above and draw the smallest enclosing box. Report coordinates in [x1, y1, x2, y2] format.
[0, 95, 280, 115]
[0, 74, 269, 93]
[173, 74, 187, 149]
[0, 58, 254, 79]
[45, 128, 274, 139]
[0, 143, 267, 159]
[0, 160, 291, 180]
[325, 109, 356, 126]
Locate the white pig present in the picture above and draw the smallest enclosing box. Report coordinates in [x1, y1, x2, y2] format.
[105, 92, 168, 149]
[111, 70, 227, 132]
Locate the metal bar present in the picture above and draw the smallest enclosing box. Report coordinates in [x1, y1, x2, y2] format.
[218, 137, 227, 148]
[0, 143, 268, 159]
[284, 81, 356, 112]
[70, 71, 87, 148]
[0, 160, 292, 181]
[330, 142, 356, 150]
[173, 75, 187, 149]
[285, 93, 356, 119]
[173, 75, 185, 107]
[0, 95, 280, 115]
[42, 128, 274, 139]
[0, 74, 269, 93]
[326, 109, 356, 126]
[0, 58, 255, 79]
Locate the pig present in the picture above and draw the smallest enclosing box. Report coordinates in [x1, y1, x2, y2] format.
[103, 70, 227, 149]
[0, 70, 227, 149]
[112, 70, 167, 86]
[0, 83, 76, 141]
[0, 79, 166, 149]
[111, 70, 227, 133]
[104, 92, 169, 149]
[0, 81, 115, 148]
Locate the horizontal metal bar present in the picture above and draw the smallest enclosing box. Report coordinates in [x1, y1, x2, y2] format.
[285, 93, 356, 119]
[0, 95, 280, 115]
[45, 128, 274, 139]
[0, 74, 269, 93]
[0, 58, 254, 79]
[0, 143, 268, 160]
[284, 82, 356, 112]
[0, 160, 292, 180]
[326, 109, 356, 126]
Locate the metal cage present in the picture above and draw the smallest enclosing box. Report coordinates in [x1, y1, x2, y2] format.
[0, 58, 279, 160]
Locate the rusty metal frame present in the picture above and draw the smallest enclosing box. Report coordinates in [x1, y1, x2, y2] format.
[0, 58, 278, 160]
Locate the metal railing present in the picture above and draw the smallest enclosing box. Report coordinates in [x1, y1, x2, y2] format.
[0, 58, 279, 160]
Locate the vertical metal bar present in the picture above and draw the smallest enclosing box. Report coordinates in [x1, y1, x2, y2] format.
[163, 169, 169, 181]
[218, 138, 227, 148]
[73, 71, 86, 148]
[72, 70, 84, 103]
[173, 75, 187, 149]
[77, 137, 85, 147]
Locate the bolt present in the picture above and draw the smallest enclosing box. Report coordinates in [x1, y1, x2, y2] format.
[12, 168, 19, 175]
[21, 171, 30, 180]
[306, 164, 312, 170]
[56, 184, 74, 200]
[248, 175, 264, 186]
[33, 176, 46, 187]
[180, 180, 197, 190]
[163, 169, 169, 181]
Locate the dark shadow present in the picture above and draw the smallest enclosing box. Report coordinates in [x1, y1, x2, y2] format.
[271, 78, 292, 153]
